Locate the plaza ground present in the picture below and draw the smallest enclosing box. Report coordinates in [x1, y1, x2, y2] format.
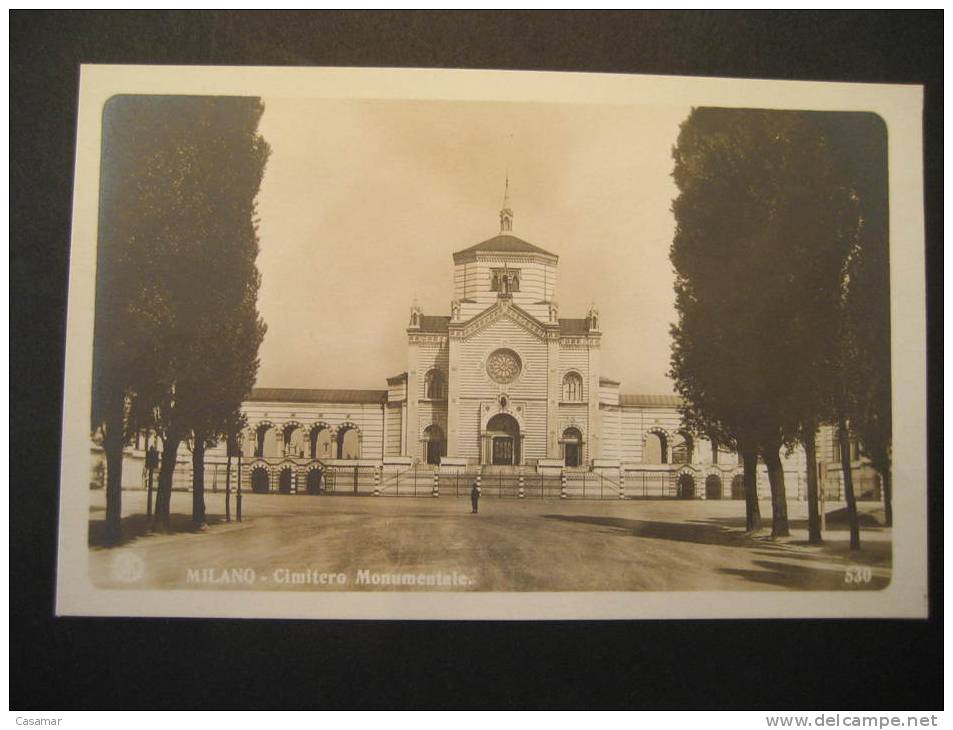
[88, 490, 891, 592]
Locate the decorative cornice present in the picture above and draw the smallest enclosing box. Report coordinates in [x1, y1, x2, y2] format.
[408, 334, 449, 346]
[452, 251, 558, 266]
[449, 299, 558, 341]
[559, 336, 600, 349]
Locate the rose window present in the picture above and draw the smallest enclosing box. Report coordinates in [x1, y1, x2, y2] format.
[486, 349, 522, 384]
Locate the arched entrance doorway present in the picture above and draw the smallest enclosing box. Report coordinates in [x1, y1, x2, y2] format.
[251, 467, 270, 493]
[306, 468, 324, 495]
[562, 427, 583, 467]
[486, 413, 520, 466]
[705, 474, 723, 500]
[423, 424, 446, 466]
[731, 474, 746, 500]
[278, 467, 293, 494]
[677, 473, 696, 499]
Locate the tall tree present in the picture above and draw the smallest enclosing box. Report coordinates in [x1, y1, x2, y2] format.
[143, 96, 270, 532]
[670, 108, 799, 536]
[828, 114, 892, 529]
[757, 112, 863, 544]
[92, 96, 184, 543]
[670, 108, 872, 540]
[798, 113, 890, 549]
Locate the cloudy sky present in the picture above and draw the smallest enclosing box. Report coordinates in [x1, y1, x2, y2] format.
[254, 97, 691, 395]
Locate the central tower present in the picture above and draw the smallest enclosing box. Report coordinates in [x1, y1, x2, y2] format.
[405, 188, 601, 468]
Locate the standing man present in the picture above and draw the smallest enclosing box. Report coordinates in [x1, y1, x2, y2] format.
[470, 481, 481, 514]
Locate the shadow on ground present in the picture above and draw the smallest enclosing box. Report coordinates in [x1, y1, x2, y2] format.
[718, 559, 890, 590]
[542, 514, 890, 556]
[685, 506, 886, 533]
[88, 513, 227, 548]
[748, 543, 892, 567]
[541, 514, 754, 547]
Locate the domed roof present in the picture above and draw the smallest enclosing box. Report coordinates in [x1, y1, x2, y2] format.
[452, 233, 557, 262]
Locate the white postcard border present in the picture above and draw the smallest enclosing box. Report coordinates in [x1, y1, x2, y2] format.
[56, 65, 928, 619]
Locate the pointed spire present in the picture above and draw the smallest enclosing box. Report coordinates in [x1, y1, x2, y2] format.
[499, 175, 514, 234]
[408, 295, 422, 329]
[587, 300, 600, 332]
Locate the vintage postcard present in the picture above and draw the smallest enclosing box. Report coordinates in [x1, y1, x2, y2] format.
[56, 65, 927, 619]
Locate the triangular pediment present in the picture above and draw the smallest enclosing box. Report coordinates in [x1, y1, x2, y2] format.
[450, 299, 555, 341]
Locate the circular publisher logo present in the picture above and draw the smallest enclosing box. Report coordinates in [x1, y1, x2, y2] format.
[111, 552, 145, 583]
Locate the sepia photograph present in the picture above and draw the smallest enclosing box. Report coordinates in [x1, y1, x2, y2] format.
[55, 65, 927, 620]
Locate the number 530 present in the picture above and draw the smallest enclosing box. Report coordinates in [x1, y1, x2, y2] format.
[845, 566, 872, 584]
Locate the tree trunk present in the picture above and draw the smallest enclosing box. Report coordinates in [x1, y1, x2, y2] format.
[102, 403, 125, 545]
[741, 447, 762, 532]
[192, 434, 207, 528]
[881, 468, 892, 528]
[761, 440, 790, 538]
[153, 433, 181, 533]
[225, 450, 232, 523]
[838, 418, 861, 549]
[803, 421, 822, 544]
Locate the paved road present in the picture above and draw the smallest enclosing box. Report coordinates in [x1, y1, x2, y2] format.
[89, 491, 891, 592]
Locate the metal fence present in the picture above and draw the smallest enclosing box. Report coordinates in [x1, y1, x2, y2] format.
[377, 464, 437, 497]
[130, 456, 882, 503]
[821, 474, 882, 501]
[323, 465, 379, 495]
[139, 460, 195, 491]
[619, 470, 681, 499]
[373, 466, 625, 500]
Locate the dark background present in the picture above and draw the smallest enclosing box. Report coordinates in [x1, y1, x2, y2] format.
[10, 10, 942, 710]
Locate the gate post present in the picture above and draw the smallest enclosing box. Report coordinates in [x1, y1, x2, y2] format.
[619, 469, 626, 500]
[373, 467, 381, 496]
[518, 473, 525, 499]
[432, 470, 439, 497]
[560, 470, 567, 499]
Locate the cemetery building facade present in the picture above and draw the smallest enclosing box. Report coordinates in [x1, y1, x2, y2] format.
[112, 196, 880, 501]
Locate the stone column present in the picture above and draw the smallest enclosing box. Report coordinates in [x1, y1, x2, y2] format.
[546, 333, 560, 458]
[381, 403, 388, 459]
[587, 337, 602, 461]
[401, 400, 407, 456]
[447, 334, 459, 457]
[407, 338, 420, 462]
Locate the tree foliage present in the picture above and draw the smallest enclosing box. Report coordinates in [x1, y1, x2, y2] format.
[669, 108, 890, 542]
[827, 115, 892, 527]
[92, 95, 269, 537]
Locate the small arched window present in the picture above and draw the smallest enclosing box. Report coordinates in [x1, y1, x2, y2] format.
[671, 431, 694, 464]
[562, 372, 583, 401]
[255, 424, 273, 458]
[643, 432, 667, 464]
[337, 426, 360, 460]
[425, 369, 446, 400]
